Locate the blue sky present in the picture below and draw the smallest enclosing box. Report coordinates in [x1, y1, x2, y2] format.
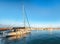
[0, 0, 60, 27]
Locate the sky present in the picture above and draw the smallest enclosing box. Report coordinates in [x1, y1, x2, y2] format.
[0, 0, 60, 27]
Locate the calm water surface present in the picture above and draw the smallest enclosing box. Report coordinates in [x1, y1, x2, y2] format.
[0, 30, 60, 44]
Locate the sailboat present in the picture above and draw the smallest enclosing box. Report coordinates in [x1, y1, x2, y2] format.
[5, 5, 31, 39]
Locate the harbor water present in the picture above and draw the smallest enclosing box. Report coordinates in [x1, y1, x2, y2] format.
[0, 30, 60, 44]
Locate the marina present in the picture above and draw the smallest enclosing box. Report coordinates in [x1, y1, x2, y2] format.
[0, 0, 60, 44]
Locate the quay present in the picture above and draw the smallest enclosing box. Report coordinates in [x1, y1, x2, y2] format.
[0, 27, 60, 39]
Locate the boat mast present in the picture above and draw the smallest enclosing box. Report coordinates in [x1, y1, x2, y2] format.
[22, 4, 31, 31]
[22, 5, 25, 28]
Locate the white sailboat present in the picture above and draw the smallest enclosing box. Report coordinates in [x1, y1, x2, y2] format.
[5, 5, 31, 39]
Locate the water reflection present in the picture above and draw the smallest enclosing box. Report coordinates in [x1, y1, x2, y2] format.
[0, 30, 60, 44]
[0, 32, 30, 44]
